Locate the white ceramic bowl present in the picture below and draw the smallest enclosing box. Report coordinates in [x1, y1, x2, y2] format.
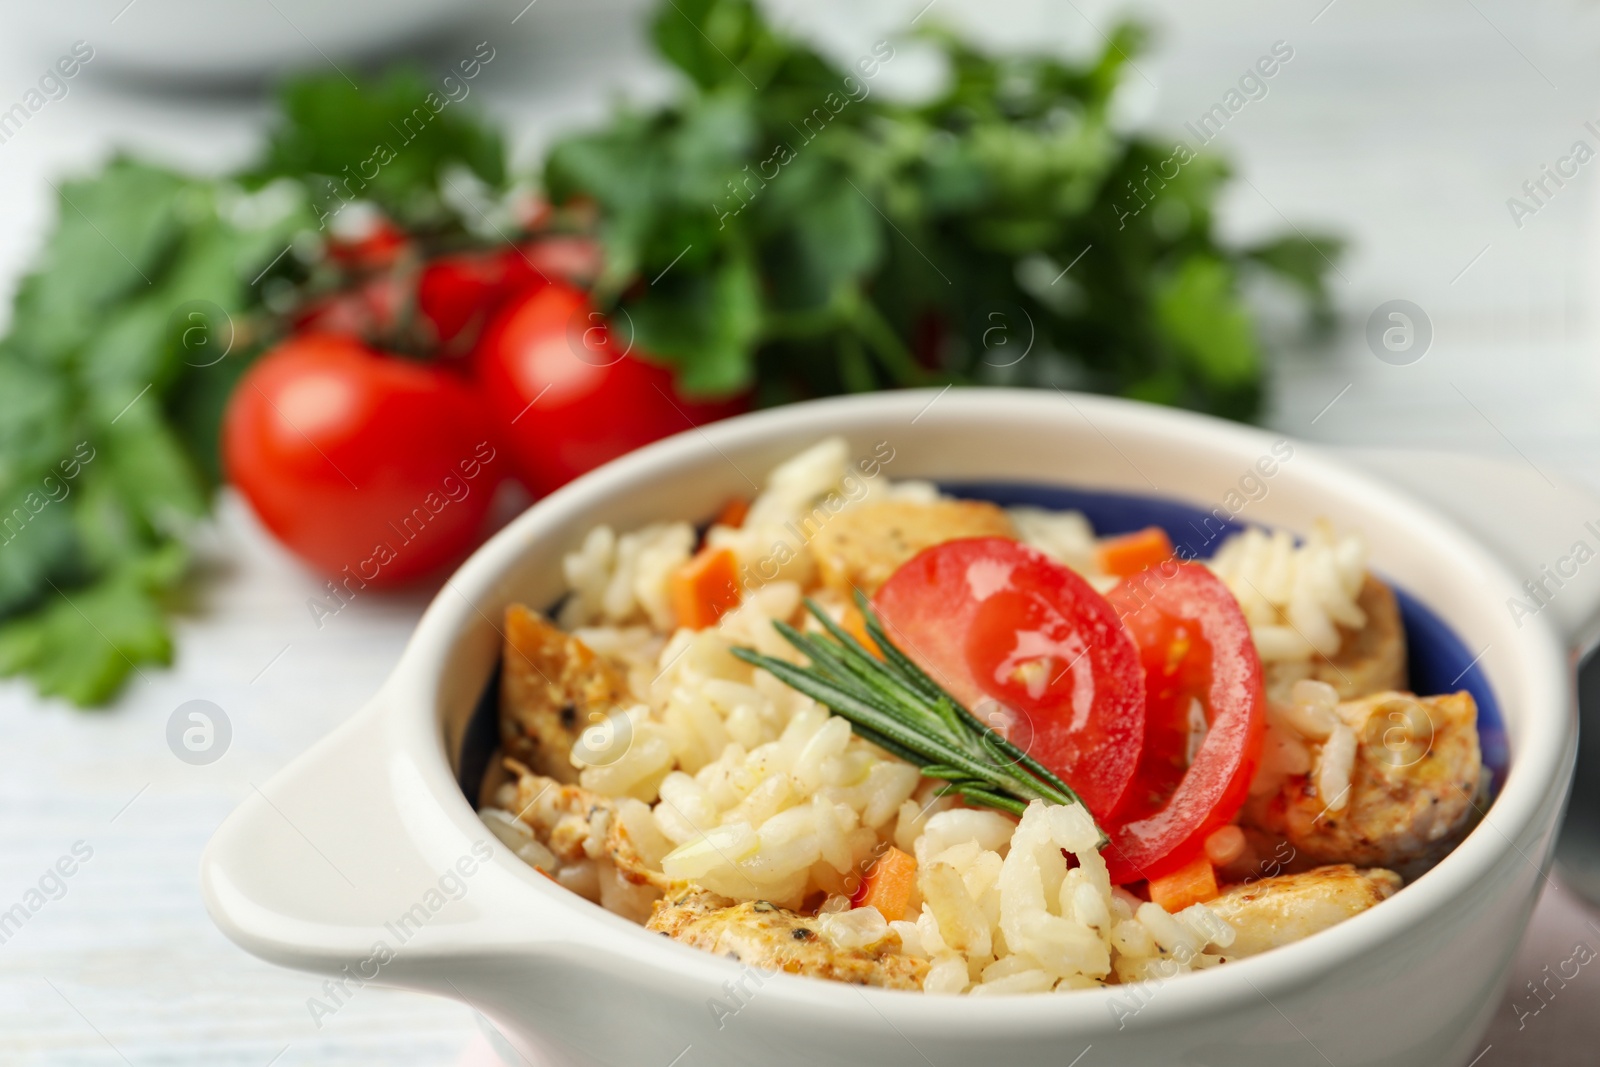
[202, 389, 1576, 1067]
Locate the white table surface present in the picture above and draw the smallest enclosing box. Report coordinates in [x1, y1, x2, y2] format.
[3, 1, 1600, 1064]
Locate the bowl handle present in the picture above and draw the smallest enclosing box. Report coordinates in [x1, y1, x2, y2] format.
[1336, 446, 1600, 658]
[200, 689, 559, 976]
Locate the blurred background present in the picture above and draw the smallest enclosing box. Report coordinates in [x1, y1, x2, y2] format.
[2, 0, 1598, 1063]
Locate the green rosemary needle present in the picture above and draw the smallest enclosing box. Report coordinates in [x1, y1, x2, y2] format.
[730, 593, 1108, 847]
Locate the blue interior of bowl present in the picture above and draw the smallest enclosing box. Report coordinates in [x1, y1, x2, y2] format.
[457, 481, 1508, 803]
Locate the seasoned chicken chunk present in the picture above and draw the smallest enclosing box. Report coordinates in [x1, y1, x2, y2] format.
[1206, 865, 1402, 958]
[810, 500, 1015, 597]
[500, 604, 629, 783]
[1265, 574, 1407, 703]
[647, 887, 929, 990]
[490, 766, 674, 922]
[1245, 690, 1481, 872]
[503, 767, 673, 890]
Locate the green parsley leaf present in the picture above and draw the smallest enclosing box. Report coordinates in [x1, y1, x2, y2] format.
[246, 68, 507, 233]
[0, 159, 304, 702]
[546, 0, 1340, 413]
[0, 62, 504, 706]
[1155, 254, 1261, 389]
[0, 545, 185, 707]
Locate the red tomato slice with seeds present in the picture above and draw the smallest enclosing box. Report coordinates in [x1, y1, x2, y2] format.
[1102, 562, 1266, 884]
[872, 538, 1146, 820]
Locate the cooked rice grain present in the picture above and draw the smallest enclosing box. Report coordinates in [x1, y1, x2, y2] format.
[485, 437, 1246, 993]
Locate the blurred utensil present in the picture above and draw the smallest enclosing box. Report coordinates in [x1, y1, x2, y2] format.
[1556, 653, 1600, 905]
[12, 0, 505, 83]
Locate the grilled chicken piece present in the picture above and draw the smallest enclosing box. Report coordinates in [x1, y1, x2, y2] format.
[495, 767, 672, 923]
[504, 767, 672, 892]
[1206, 865, 1402, 958]
[1245, 690, 1481, 872]
[810, 500, 1016, 597]
[647, 887, 929, 990]
[500, 604, 629, 783]
[1266, 575, 1407, 703]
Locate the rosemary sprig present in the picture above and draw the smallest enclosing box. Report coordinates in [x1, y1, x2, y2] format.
[730, 593, 1108, 847]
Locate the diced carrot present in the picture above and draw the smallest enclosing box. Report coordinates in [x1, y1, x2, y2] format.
[1147, 854, 1219, 913]
[1097, 526, 1175, 578]
[840, 602, 883, 659]
[852, 846, 918, 921]
[714, 496, 751, 529]
[669, 546, 742, 630]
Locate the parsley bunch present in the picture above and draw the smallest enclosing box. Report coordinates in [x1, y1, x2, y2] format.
[0, 73, 506, 704]
[547, 0, 1339, 410]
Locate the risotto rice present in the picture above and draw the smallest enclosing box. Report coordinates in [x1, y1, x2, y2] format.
[478, 437, 1477, 994]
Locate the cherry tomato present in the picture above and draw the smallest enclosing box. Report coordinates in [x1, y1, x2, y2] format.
[1102, 562, 1266, 883]
[292, 275, 406, 339]
[418, 249, 543, 351]
[473, 281, 748, 496]
[223, 334, 501, 585]
[418, 239, 601, 353]
[872, 537, 1146, 820]
[327, 217, 410, 271]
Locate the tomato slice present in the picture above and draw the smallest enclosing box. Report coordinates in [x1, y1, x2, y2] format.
[1102, 562, 1266, 883]
[872, 538, 1145, 819]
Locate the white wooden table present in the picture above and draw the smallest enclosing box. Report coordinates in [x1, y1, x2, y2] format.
[3, 1, 1599, 1063]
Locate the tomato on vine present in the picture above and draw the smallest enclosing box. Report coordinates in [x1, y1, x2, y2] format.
[472, 281, 747, 496]
[223, 334, 502, 586]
